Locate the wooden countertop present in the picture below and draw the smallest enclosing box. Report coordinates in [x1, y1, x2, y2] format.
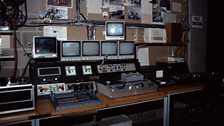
[36, 98, 107, 116]
[97, 91, 166, 108]
[36, 91, 166, 116]
[0, 83, 205, 124]
[0, 110, 38, 124]
[159, 83, 204, 95]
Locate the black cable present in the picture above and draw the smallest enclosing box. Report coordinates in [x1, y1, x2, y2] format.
[17, 0, 27, 28]
[0, 1, 6, 23]
[150, 0, 157, 4]
[16, 37, 32, 58]
[80, 13, 87, 20]
[16, 38, 26, 53]
[75, 0, 86, 21]
[3, 0, 27, 29]
[15, 33, 32, 78]
[21, 58, 31, 78]
[3, 0, 25, 6]
[76, 0, 81, 21]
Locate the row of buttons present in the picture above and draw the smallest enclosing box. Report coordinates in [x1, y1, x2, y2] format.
[97, 63, 136, 73]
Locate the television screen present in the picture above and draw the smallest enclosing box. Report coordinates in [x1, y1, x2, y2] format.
[82, 41, 100, 56]
[62, 41, 81, 57]
[119, 41, 135, 55]
[101, 41, 118, 56]
[105, 21, 125, 40]
[32, 36, 57, 59]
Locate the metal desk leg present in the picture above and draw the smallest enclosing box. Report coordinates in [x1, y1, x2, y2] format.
[163, 96, 169, 126]
[166, 95, 171, 126]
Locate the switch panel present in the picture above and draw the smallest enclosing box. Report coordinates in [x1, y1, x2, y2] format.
[97, 63, 136, 73]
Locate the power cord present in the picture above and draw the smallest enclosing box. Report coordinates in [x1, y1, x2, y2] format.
[0, 1, 6, 24]
[76, 0, 86, 21]
[100, 56, 108, 66]
[21, 58, 31, 78]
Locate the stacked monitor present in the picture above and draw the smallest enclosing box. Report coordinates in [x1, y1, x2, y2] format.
[101, 40, 118, 59]
[32, 36, 58, 59]
[82, 41, 101, 60]
[105, 21, 125, 40]
[32, 37, 135, 61]
[60, 40, 81, 61]
[119, 41, 135, 59]
[32, 21, 133, 61]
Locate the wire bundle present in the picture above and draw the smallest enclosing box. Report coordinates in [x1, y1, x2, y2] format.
[1, 0, 27, 29]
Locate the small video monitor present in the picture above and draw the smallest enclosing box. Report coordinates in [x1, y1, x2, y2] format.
[101, 41, 118, 59]
[119, 41, 135, 59]
[105, 21, 125, 40]
[32, 36, 58, 59]
[60, 40, 81, 61]
[82, 41, 102, 60]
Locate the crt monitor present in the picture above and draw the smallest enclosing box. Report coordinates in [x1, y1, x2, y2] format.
[60, 40, 81, 61]
[119, 41, 135, 59]
[82, 41, 101, 60]
[101, 41, 118, 59]
[32, 36, 58, 59]
[105, 21, 125, 40]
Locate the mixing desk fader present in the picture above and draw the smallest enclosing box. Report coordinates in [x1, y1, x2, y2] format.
[51, 92, 101, 110]
[50, 81, 101, 110]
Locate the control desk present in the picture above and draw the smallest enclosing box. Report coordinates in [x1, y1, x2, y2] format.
[0, 83, 205, 126]
[0, 59, 207, 126]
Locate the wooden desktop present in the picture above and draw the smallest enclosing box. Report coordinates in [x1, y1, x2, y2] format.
[0, 83, 204, 126]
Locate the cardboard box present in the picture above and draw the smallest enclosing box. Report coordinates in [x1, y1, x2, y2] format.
[148, 46, 169, 65]
[165, 23, 182, 43]
[170, 0, 188, 23]
[137, 46, 169, 66]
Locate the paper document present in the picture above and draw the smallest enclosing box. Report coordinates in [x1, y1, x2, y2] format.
[87, 0, 102, 14]
[137, 47, 150, 66]
[43, 26, 67, 40]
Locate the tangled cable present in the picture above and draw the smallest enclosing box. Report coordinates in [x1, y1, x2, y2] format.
[1, 0, 27, 29]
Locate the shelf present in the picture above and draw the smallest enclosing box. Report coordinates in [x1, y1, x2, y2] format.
[135, 43, 185, 47]
[0, 30, 13, 35]
[26, 18, 165, 28]
[0, 55, 15, 61]
[87, 20, 165, 28]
